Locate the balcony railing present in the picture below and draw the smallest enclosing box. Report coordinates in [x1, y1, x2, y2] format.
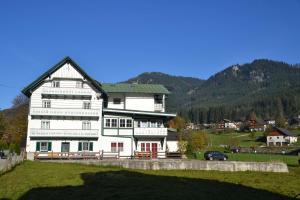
[41, 87, 92, 96]
[30, 107, 100, 117]
[134, 127, 167, 136]
[30, 128, 98, 138]
[154, 103, 164, 112]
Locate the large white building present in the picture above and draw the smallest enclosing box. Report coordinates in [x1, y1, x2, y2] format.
[22, 57, 177, 160]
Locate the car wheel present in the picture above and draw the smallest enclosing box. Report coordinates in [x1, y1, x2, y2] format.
[223, 157, 227, 161]
[209, 157, 213, 161]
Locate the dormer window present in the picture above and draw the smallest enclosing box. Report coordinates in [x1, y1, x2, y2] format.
[113, 98, 121, 104]
[154, 95, 163, 104]
[52, 81, 60, 88]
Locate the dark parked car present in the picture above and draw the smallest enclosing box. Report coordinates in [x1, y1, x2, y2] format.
[204, 151, 228, 161]
[0, 151, 7, 159]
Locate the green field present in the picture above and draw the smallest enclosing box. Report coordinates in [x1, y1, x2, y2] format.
[206, 131, 265, 147]
[0, 161, 299, 200]
[194, 152, 299, 166]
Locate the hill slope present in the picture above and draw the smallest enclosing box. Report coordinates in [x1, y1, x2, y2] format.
[123, 60, 300, 122]
[123, 72, 205, 110]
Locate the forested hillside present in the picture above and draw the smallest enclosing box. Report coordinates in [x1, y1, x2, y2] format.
[124, 72, 205, 111]
[124, 59, 300, 122]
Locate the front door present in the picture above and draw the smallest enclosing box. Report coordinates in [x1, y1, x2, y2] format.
[151, 143, 158, 158]
[61, 142, 70, 152]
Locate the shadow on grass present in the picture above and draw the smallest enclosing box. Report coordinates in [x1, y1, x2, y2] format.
[18, 170, 294, 200]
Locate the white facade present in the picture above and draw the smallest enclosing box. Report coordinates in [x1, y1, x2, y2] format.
[23, 57, 176, 160]
[267, 135, 298, 146]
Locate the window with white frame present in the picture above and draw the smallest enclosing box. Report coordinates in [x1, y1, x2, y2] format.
[105, 118, 111, 127]
[83, 101, 91, 109]
[78, 141, 93, 151]
[111, 142, 124, 152]
[82, 121, 91, 130]
[126, 119, 132, 127]
[42, 100, 51, 108]
[119, 118, 132, 128]
[111, 119, 118, 127]
[41, 121, 50, 129]
[36, 141, 52, 152]
[52, 81, 60, 88]
[119, 119, 126, 128]
[105, 118, 118, 128]
[76, 81, 83, 88]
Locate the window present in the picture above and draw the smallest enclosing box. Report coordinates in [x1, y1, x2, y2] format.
[111, 119, 118, 128]
[42, 100, 51, 108]
[104, 118, 118, 128]
[83, 102, 91, 109]
[52, 81, 60, 88]
[141, 143, 145, 151]
[111, 142, 123, 152]
[41, 121, 50, 129]
[118, 142, 124, 152]
[111, 142, 117, 152]
[105, 119, 111, 127]
[78, 142, 93, 151]
[154, 95, 163, 104]
[82, 121, 91, 130]
[113, 98, 121, 104]
[36, 142, 52, 152]
[126, 119, 132, 127]
[76, 81, 83, 88]
[120, 119, 126, 128]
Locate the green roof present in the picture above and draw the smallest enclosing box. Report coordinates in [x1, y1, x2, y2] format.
[101, 83, 170, 94]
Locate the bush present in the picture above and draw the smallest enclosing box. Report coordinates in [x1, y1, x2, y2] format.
[186, 132, 208, 154]
[9, 143, 20, 155]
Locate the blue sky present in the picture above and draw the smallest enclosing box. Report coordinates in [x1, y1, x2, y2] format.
[0, 0, 300, 109]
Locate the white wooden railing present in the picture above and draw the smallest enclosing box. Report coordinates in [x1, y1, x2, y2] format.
[134, 127, 167, 136]
[30, 128, 99, 138]
[30, 107, 100, 117]
[42, 87, 92, 96]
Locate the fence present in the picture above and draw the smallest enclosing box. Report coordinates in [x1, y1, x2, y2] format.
[0, 153, 24, 174]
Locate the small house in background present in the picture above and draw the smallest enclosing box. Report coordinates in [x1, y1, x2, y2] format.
[264, 119, 276, 126]
[248, 119, 266, 132]
[166, 129, 179, 152]
[266, 127, 298, 146]
[289, 116, 300, 128]
[218, 119, 240, 131]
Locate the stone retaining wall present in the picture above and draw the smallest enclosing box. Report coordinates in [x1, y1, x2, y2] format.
[44, 159, 289, 173]
[0, 154, 24, 174]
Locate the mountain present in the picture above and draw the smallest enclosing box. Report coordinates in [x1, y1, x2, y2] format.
[123, 72, 205, 111]
[123, 60, 300, 122]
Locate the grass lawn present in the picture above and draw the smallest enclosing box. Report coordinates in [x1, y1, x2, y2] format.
[194, 152, 299, 166]
[0, 161, 299, 200]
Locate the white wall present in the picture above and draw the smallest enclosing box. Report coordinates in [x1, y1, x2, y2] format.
[167, 141, 179, 152]
[107, 94, 125, 109]
[125, 93, 155, 111]
[26, 62, 103, 154]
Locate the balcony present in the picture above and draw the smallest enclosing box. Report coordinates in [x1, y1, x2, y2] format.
[30, 107, 100, 117]
[30, 128, 98, 138]
[41, 87, 92, 96]
[134, 127, 167, 137]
